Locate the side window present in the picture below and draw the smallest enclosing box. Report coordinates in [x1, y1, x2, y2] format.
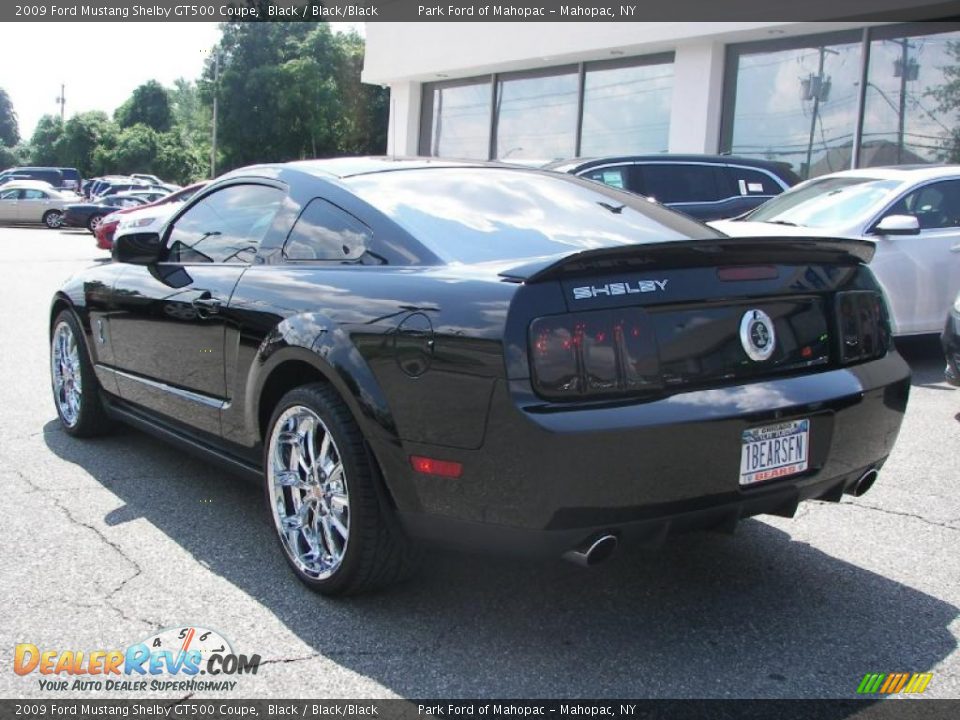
[167, 184, 285, 264]
[887, 180, 960, 230]
[639, 164, 722, 204]
[0, 189, 21, 200]
[729, 168, 781, 196]
[21, 190, 47, 200]
[581, 166, 628, 191]
[284, 198, 372, 262]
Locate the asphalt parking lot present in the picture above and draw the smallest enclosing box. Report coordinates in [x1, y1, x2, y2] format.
[1, 225, 958, 700]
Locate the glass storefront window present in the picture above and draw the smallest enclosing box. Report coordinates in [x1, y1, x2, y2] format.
[494, 68, 579, 161]
[723, 33, 863, 179]
[420, 79, 491, 159]
[580, 57, 674, 156]
[860, 27, 960, 167]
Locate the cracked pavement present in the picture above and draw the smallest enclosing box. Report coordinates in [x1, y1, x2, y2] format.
[1, 227, 958, 699]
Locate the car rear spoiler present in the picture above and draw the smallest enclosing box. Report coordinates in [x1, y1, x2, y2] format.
[498, 237, 876, 283]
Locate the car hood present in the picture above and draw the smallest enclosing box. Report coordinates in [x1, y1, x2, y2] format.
[709, 219, 871, 241]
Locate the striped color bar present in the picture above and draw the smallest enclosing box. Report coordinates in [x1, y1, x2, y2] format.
[857, 673, 933, 694]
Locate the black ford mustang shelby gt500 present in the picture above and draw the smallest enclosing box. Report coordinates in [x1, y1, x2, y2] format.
[50, 158, 910, 595]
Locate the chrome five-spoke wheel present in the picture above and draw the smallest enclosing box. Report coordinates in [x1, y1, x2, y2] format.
[51, 320, 82, 427]
[267, 405, 350, 580]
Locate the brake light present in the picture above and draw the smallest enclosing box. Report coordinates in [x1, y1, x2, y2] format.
[835, 291, 891, 364]
[410, 455, 463, 479]
[530, 308, 659, 400]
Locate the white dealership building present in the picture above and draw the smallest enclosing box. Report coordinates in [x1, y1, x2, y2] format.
[362, 19, 960, 180]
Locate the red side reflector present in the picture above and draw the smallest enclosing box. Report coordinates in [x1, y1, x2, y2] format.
[410, 455, 463, 479]
[717, 266, 779, 281]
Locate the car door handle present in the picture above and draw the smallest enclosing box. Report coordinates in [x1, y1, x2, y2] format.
[192, 297, 222, 315]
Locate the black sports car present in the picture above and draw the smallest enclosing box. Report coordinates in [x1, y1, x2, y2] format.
[49, 158, 911, 595]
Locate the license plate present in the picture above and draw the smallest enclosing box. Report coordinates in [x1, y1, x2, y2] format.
[739, 419, 810, 486]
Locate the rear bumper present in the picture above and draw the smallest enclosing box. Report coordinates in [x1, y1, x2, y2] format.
[397, 352, 910, 555]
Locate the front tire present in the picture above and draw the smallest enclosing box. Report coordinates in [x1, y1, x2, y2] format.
[87, 214, 104, 234]
[50, 310, 111, 437]
[264, 383, 418, 595]
[43, 210, 63, 229]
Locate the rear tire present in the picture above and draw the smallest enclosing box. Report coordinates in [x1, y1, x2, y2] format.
[263, 383, 419, 595]
[50, 310, 112, 437]
[43, 210, 63, 229]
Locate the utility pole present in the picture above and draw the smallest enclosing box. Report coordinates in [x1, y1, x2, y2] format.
[803, 47, 837, 180]
[894, 38, 916, 164]
[55, 83, 66, 124]
[211, 51, 219, 177]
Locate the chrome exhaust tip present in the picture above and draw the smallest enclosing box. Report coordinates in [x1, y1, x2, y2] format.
[562, 533, 618, 568]
[850, 469, 879, 497]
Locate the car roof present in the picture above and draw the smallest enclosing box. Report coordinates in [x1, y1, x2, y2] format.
[230, 156, 508, 181]
[543, 154, 798, 175]
[2, 180, 56, 189]
[807, 164, 960, 182]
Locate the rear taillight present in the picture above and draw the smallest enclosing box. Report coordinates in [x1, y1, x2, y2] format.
[835, 291, 891, 364]
[529, 309, 659, 400]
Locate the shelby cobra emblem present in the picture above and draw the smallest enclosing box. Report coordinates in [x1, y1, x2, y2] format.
[740, 309, 776, 361]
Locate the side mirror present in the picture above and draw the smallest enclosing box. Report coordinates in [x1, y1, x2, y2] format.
[873, 214, 920, 236]
[113, 232, 162, 265]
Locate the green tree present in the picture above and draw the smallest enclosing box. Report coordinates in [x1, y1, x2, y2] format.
[170, 78, 211, 147]
[101, 123, 159, 173]
[115, 80, 173, 133]
[204, 22, 387, 170]
[28, 114, 64, 166]
[60, 112, 117, 176]
[0, 144, 21, 169]
[332, 30, 388, 155]
[0, 88, 19, 148]
[154, 131, 206, 184]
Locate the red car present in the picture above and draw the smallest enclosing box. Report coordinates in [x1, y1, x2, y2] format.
[95, 181, 208, 250]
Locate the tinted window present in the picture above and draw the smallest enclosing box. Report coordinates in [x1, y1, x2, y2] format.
[884, 180, 960, 230]
[729, 167, 782, 196]
[284, 199, 372, 261]
[166, 184, 285, 264]
[640, 164, 722, 204]
[347, 168, 718, 265]
[581, 166, 629, 191]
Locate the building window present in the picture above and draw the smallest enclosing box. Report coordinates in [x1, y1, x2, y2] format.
[580, 55, 674, 156]
[420, 78, 492, 159]
[418, 54, 675, 161]
[722, 31, 863, 180]
[860, 24, 960, 167]
[493, 67, 579, 161]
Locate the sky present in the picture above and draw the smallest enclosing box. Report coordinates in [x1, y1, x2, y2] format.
[1, 22, 365, 140]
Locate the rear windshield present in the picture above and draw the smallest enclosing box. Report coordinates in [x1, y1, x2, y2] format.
[346, 168, 717, 264]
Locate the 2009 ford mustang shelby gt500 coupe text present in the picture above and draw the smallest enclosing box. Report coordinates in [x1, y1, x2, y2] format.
[50, 158, 910, 595]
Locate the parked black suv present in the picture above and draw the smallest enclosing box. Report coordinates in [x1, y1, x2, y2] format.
[0, 167, 65, 189]
[546, 155, 800, 221]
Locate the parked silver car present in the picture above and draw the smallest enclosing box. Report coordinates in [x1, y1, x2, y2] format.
[0, 181, 70, 228]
